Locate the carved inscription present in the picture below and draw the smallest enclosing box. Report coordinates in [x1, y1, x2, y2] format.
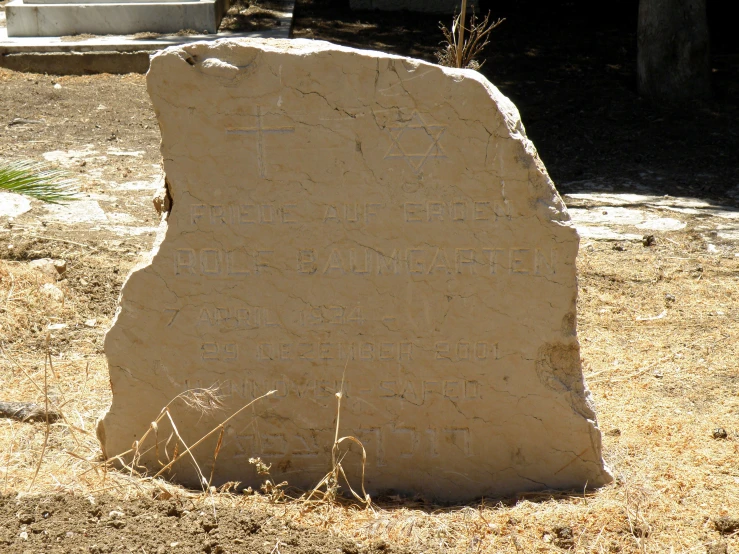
[435, 341, 499, 361]
[297, 247, 557, 276]
[190, 203, 297, 226]
[186, 199, 511, 228]
[256, 341, 413, 362]
[298, 305, 365, 326]
[227, 427, 321, 459]
[323, 203, 383, 224]
[174, 248, 274, 276]
[353, 425, 473, 466]
[196, 306, 280, 329]
[403, 200, 510, 222]
[226, 425, 472, 466]
[201, 342, 238, 361]
[208, 377, 483, 404]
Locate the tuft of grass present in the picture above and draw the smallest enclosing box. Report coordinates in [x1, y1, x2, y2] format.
[0, 161, 78, 204]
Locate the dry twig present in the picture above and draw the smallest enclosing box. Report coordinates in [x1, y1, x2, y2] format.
[436, 3, 504, 70]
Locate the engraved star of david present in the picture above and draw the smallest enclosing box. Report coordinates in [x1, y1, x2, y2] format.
[384, 111, 447, 174]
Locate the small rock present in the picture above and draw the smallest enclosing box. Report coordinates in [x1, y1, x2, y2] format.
[29, 258, 65, 279]
[712, 428, 729, 440]
[706, 541, 728, 554]
[53, 83, 62, 90]
[550, 525, 574, 549]
[107, 520, 126, 529]
[18, 513, 35, 524]
[201, 516, 218, 532]
[84, 318, 97, 328]
[642, 235, 656, 247]
[714, 516, 739, 534]
[108, 510, 125, 519]
[606, 428, 621, 437]
[612, 244, 626, 252]
[19, 531, 29, 540]
[40, 283, 64, 302]
[665, 293, 676, 303]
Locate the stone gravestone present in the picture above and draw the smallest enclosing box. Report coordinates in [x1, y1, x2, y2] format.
[100, 38, 612, 500]
[6, 0, 228, 37]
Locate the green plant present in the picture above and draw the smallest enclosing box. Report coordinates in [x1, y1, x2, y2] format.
[0, 161, 77, 203]
[436, 1, 505, 70]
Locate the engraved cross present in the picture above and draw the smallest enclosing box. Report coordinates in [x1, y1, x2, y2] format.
[226, 106, 295, 178]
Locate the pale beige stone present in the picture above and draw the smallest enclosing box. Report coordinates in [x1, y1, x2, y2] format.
[101, 38, 612, 500]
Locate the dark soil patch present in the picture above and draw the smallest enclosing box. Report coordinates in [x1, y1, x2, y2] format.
[0, 494, 413, 554]
[0, 235, 133, 320]
[220, 0, 292, 32]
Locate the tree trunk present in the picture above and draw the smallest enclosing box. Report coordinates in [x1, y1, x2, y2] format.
[637, 0, 711, 102]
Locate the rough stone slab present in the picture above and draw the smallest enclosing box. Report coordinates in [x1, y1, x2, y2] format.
[5, 0, 229, 37]
[100, 38, 612, 500]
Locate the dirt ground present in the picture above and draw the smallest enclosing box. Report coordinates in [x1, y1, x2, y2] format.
[1, 1, 739, 552]
[0, 494, 407, 554]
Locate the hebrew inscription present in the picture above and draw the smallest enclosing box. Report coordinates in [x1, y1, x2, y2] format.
[102, 39, 611, 501]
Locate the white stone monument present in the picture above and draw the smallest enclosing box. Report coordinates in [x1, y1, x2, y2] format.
[99, 38, 612, 501]
[6, 0, 229, 37]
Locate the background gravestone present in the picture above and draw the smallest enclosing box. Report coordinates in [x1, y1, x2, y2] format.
[100, 38, 612, 500]
[5, 0, 229, 37]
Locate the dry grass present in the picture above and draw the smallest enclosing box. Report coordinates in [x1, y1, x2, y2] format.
[1, 229, 739, 552]
[436, 8, 504, 70]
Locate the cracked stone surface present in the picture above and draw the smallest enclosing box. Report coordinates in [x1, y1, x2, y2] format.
[100, 38, 612, 500]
